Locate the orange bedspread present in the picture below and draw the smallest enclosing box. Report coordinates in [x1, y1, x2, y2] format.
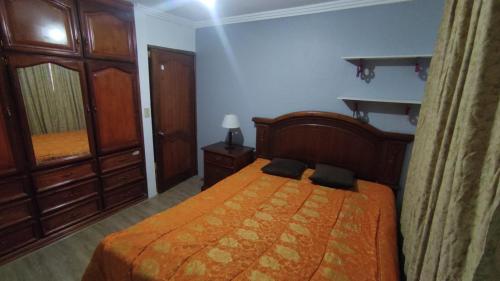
[32, 130, 89, 162]
[83, 159, 399, 281]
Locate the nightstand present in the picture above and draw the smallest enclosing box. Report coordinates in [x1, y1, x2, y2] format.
[202, 142, 255, 190]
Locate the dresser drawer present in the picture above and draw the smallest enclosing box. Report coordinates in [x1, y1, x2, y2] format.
[0, 177, 29, 204]
[100, 148, 142, 173]
[0, 221, 38, 256]
[41, 197, 100, 235]
[37, 179, 99, 215]
[104, 181, 145, 209]
[102, 165, 144, 191]
[204, 163, 233, 187]
[0, 199, 33, 229]
[33, 161, 97, 192]
[205, 151, 234, 168]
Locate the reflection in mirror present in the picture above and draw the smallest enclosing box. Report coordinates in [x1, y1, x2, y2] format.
[18, 63, 90, 164]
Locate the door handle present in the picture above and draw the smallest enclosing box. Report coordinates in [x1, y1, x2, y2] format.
[158, 131, 166, 137]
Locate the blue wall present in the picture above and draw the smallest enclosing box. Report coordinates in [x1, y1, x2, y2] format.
[195, 0, 444, 184]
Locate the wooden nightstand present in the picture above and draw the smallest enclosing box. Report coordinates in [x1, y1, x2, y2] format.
[202, 142, 255, 190]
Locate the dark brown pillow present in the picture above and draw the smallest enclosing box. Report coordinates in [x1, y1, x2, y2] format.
[261, 158, 307, 179]
[309, 164, 355, 189]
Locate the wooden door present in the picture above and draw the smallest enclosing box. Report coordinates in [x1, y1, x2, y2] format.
[87, 61, 141, 154]
[0, 59, 22, 176]
[150, 48, 197, 192]
[79, 0, 136, 62]
[0, 0, 81, 56]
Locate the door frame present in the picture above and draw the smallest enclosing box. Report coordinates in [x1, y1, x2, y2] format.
[148, 45, 197, 193]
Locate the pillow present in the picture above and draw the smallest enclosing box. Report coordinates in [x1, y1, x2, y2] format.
[261, 158, 307, 179]
[309, 164, 355, 189]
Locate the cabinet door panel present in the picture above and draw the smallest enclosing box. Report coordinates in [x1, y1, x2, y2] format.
[0, 62, 22, 176]
[0, 98, 15, 176]
[79, 0, 136, 62]
[0, 0, 81, 56]
[87, 61, 141, 153]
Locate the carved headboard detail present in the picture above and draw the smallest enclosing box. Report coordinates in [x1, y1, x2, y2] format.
[252, 111, 414, 188]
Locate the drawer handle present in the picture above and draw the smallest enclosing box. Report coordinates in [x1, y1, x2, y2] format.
[119, 176, 129, 181]
[132, 150, 140, 156]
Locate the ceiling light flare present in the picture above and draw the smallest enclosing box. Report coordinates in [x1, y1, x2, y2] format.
[199, 0, 215, 9]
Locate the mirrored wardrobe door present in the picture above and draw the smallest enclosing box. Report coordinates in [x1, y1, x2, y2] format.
[7, 55, 95, 167]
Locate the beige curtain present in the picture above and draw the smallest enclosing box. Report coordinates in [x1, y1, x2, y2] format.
[401, 0, 499, 280]
[18, 63, 86, 135]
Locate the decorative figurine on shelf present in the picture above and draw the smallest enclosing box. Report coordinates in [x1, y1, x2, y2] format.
[222, 114, 240, 149]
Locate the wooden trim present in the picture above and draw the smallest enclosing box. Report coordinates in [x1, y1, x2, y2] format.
[252, 111, 413, 142]
[148, 47, 197, 193]
[81, 0, 133, 10]
[253, 111, 414, 188]
[147, 45, 195, 57]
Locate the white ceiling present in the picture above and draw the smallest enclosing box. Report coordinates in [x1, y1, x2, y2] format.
[133, 0, 341, 22]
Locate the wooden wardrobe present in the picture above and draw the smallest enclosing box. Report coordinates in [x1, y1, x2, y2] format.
[0, 0, 146, 264]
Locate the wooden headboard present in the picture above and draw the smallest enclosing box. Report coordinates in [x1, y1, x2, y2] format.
[252, 111, 414, 188]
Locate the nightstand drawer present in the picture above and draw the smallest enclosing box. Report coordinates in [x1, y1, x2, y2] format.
[205, 152, 234, 168]
[202, 142, 254, 190]
[204, 163, 233, 187]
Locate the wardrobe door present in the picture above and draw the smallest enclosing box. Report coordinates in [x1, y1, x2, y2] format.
[87, 61, 141, 154]
[0, 61, 22, 176]
[0, 0, 81, 56]
[7, 55, 95, 168]
[79, 0, 136, 62]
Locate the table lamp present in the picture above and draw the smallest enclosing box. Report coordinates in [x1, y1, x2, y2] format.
[222, 114, 240, 149]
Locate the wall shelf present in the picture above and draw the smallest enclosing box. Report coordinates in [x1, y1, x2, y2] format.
[342, 54, 433, 79]
[342, 54, 432, 63]
[338, 96, 421, 117]
[337, 96, 421, 105]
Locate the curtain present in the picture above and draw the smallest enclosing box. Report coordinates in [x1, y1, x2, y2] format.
[400, 0, 499, 280]
[18, 63, 86, 135]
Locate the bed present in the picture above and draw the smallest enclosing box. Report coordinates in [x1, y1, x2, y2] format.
[82, 111, 413, 281]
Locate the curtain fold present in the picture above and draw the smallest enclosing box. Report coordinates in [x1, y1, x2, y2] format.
[18, 63, 86, 135]
[401, 0, 500, 280]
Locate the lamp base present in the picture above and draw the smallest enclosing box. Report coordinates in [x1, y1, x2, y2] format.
[225, 130, 234, 150]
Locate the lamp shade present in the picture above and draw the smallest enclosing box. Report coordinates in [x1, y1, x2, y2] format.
[222, 114, 240, 129]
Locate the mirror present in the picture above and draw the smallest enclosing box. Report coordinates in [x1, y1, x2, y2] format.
[17, 63, 90, 164]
